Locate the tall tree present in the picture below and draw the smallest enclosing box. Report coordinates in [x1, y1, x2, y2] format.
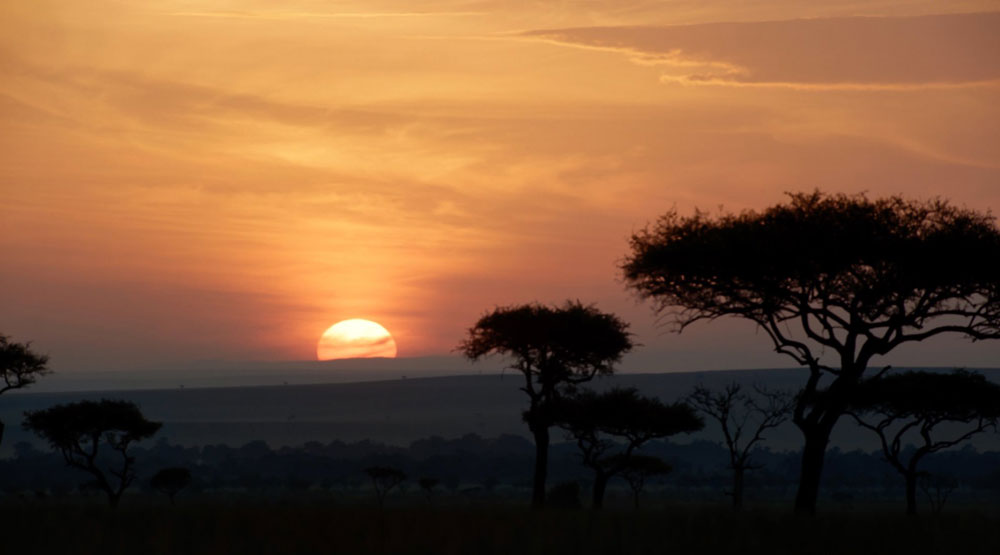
[0, 335, 51, 446]
[23, 399, 162, 508]
[688, 383, 793, 510]
[554, 387, 701, 508]
[847, 370, 1000, 515]
[622, 192, 1000, 514]
[459, 301, 633, 508]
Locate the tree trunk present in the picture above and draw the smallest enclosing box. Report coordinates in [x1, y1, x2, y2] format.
[794, 428, 831, 515]
[108, 492, 121, 509]
[0, 419, 5, 447]
[531, 425, 549, 508]
[904, 472, 918, 516]
[731, 467, 745, 511]
[592, 472, 609, 509]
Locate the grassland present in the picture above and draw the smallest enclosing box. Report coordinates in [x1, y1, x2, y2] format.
[3, 497, 998, 555]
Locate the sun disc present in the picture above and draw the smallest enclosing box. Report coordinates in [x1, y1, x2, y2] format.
[317, 319, 398, 360]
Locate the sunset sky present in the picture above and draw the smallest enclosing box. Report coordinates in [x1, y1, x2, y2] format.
[3, 1, 1000, 376]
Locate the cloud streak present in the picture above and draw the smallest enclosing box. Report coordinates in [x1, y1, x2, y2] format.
[524, 12, 1000, 90]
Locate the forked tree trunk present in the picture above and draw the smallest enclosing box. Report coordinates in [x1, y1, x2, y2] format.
[531, 425, 549, 508]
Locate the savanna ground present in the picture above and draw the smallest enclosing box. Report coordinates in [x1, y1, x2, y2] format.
[3, 496, 998, 555]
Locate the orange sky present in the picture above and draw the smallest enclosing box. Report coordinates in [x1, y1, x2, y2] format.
[3, 1, 1000, 373]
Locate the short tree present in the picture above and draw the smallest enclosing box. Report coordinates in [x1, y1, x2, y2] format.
[459, 301, 633, 508]
[688, 383, 793, 510]
[365, 466, 406, 509]
[623, 192, 1000, 514]
[847, 370, 1000, 515]
[418, 477, 439, 503]
[554, 387, 702, 508]
[150, 467, 192, 504]
[920, 473, 958, 516]
[0, 335, 51, 446]
[23, 399, 162, 507]
[619, 455, 672, 509]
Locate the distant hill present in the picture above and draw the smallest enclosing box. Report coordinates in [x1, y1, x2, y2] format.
[3, 368, 999, 457]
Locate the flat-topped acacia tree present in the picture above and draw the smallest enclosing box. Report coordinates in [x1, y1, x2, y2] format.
[847, 370, 1000, 516]
[622, 192, 1000, 514]
[24, 399, 162, 508]
[459, 301, 633, 508]
[553, 387, 702, 509]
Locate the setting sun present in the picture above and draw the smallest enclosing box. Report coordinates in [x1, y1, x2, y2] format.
[317, 319, 398, 361]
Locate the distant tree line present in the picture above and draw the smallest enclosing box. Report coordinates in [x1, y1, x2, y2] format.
[3, 434, 999, 508]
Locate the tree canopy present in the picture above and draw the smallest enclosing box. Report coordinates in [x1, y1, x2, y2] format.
[23, 399, 162, 507]
[459, 301, 633, 390]
[622, 191, 1000, 514]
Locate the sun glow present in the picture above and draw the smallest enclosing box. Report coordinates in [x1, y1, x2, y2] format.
[317, 319, 398, 360]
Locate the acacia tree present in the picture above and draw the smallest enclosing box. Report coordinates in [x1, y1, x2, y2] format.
[365, 466, 406, 509]
[459, 301, 633, 508]
[418, 477, 439, 503]
[150, 467, 192, 505]
[23, 399, 162, 507]
[554, 387, 701, 508]
[846, 370, 1000, 516]
[0, 335, 51, 446]
[622, 192, 1000, 514]
[619, 455, 672, 509]
[688, 383, 794, 510]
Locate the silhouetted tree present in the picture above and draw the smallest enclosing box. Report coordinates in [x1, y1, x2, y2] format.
[459, 301, 633, 508]
[0, 335, 50, 446]
[619, 455, 672, 509]
[149, 467, 192, 504]
[622, 192, 1000, 514]
[920, 473, 958, 516]
[365, 466, 405, 509]
[688, 383, 793, 509]
[846, 370, 1000, 515]
[554, 387, 702, 508]
[23, 399, 161, 507]
[418, 477, 439, 503]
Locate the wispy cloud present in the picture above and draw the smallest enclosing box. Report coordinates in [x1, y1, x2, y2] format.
[523, 12, 1000, 90]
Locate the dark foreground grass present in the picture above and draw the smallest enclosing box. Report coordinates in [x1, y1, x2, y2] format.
[3, 499, 999, 555]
